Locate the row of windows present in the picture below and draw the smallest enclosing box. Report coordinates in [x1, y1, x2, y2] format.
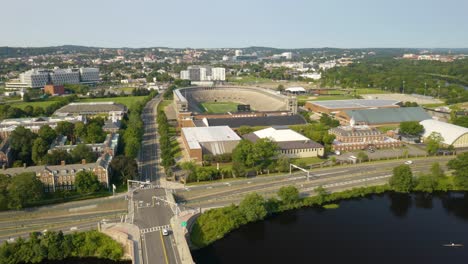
[281, 148, 321, 155]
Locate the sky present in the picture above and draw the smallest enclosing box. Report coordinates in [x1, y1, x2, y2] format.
[1, 0, 468, 48]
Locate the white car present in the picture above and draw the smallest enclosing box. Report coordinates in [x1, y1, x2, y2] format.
[404, 160, 413, 165]
[162, 228, 169, 236]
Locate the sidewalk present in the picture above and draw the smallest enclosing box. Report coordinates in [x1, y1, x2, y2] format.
[100, 223, 142, 264]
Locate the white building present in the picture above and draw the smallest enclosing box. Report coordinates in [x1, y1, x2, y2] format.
[281, 52, 293, 60]
[211, 67, 226, 81]
[300, 72, 321, 80]
[180, 70, 190, 80]
[235, 50, 243, 56]
[420, 119, 468, 148]
[5, 67, 100, 89]
[49, 69, 80, 85]
[243, 127, 324, 158]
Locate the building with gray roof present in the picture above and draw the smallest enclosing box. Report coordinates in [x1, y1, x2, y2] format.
[54, 102, 127, 119]
[305, 99, 400, 114]
[336, 107, 431, 126]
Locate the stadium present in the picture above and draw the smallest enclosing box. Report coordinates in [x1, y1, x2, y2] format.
[173, 86, 300, 127]
[174, 86, 297, 114]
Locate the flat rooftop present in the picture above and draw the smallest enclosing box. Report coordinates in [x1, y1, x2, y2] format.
[253, 127, 309, 142]
[182, 126, 241, 149]
[308, 99, 400, 110]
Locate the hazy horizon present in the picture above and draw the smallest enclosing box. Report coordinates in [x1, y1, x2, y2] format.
[1, 0, 468, 49]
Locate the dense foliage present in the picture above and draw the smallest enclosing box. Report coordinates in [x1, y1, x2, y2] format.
[121, 91, 158, 158]
[0, 95, 77, 120]
[0, 230, 124, 263]
[399, 121, 424, 136]
[0, 173, 43, 210]
[321, 58, 468, 103]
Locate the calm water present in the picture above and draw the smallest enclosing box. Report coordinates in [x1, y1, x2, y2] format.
[193, 193, 468, 264]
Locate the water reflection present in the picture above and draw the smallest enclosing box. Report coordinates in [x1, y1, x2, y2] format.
[193, 192, 468, 264]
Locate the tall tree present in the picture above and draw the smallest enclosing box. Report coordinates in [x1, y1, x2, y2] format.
[38, 125, 57, 145]
[75, 171, 100, 194]
[85, 123, 106, 143]
[9, 126, 37, 165]
[238, 193, 267, 223]
[389, 165, 414, 193]
[32, 138, 49, 165]
[399, 121, 424, 136]
[70, 144, 96, 163]
[55, 122, 75, 142]
[7, 172, 43, 209]
[278, 186, 300, 205]
[109, 155, 138, 185]
[448, 152, 468, 189]
[425, 132, 443, 155]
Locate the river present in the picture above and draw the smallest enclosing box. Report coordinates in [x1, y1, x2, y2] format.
[193, 192, 468, 264]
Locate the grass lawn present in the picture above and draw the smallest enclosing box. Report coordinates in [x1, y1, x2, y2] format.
[201, 101, 239, 113]
[291, 156, 324, 165]
[78, 96, 147, 108]
[158, 100, 173, 112]
[377, 125, 399, 133]
[9, 97, 65, 110]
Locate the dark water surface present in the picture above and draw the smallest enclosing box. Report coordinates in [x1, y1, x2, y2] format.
[193, 192, 468, 264]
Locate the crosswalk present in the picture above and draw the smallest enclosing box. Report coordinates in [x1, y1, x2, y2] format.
[139, 184, 161, 190]
[140, 224, 170, 234]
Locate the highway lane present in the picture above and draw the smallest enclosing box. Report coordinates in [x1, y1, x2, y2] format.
[176, 156, 453, 207]
[135, 95, 180, 264]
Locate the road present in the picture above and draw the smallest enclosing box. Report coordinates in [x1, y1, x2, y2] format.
[134, 95, 180, 264]
[175, 156, 454, 208]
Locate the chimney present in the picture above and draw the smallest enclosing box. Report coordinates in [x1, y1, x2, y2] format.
[61, 160, 66, 166]
[82, 159, 86, 165]
[23, 163, 27, 168]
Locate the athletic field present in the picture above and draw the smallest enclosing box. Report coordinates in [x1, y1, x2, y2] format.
[201, 102, 238, 113]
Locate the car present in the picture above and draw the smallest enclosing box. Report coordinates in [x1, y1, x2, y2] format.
[162, 228, 169, 236]
[404, 160, 413, 165]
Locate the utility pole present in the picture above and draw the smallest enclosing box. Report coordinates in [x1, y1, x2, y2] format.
[424, 82, 427, 96]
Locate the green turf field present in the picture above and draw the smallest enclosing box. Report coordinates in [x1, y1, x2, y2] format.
[201, 102, 239, 113]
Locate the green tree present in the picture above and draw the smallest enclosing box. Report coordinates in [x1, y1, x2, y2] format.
[389, 165, 414, 193]
[55, 121, 75, 142]
[448, 152, 468, 189]
[70, 144, 96, 163]
[7, 172, 43, 209]
[43, 149, 72, 165]
[278, 186, 300, 205]
[109, 155, 138, 185]
[276, 155, 290, 172]
[0, 174, 11, 210]
[85, 123, 106, 143]
[414, 173, 437, 193]
[252, 138, 278, 172]
[430, 162, 444, 178]
[32, 138, 49, 165]
[238, 193, 267, 222]
[232, 140, 256, 174]
[75, 171, 100, 194]
[38, 125, 57, 144]
[399, 121, 424, 136]
[425, 132, 443, 155]
[237, 126, 254, 136]
[314, 186, 328, 205]
[357, 151, 369, 162]
[73, 122, 87, 139]
[9, 126, 37, 165]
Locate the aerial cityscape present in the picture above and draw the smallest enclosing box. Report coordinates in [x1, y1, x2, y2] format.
[1, 0, 468, 263]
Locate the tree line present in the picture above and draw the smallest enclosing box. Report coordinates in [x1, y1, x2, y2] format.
[0, 95, 77, 120]
[8, 119, 105, 167]
[120, 90, 158, 159]
[0, 230, 123, 263]
[321, 57, 468, 104]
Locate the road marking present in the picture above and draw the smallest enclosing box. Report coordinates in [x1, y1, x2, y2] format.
[140, 224, 170, 234]
[160, 230, 170, 264]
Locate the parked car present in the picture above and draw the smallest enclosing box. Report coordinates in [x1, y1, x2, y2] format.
[404, 160, 413, 165]
[162, 228, 170, 236]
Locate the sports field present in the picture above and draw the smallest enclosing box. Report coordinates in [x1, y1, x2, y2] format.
[201, 102, 238, 113]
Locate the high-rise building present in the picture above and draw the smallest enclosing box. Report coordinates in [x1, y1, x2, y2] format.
[181, 66, 225, 82]
[5, 67, 100, 89]
[49, 69, 80, 85]
[211, 67, 226, 81]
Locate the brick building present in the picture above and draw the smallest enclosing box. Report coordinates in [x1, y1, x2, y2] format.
[44, 84, 65, 95]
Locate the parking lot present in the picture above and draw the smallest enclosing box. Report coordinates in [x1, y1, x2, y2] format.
[336, 144, 427, 163]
